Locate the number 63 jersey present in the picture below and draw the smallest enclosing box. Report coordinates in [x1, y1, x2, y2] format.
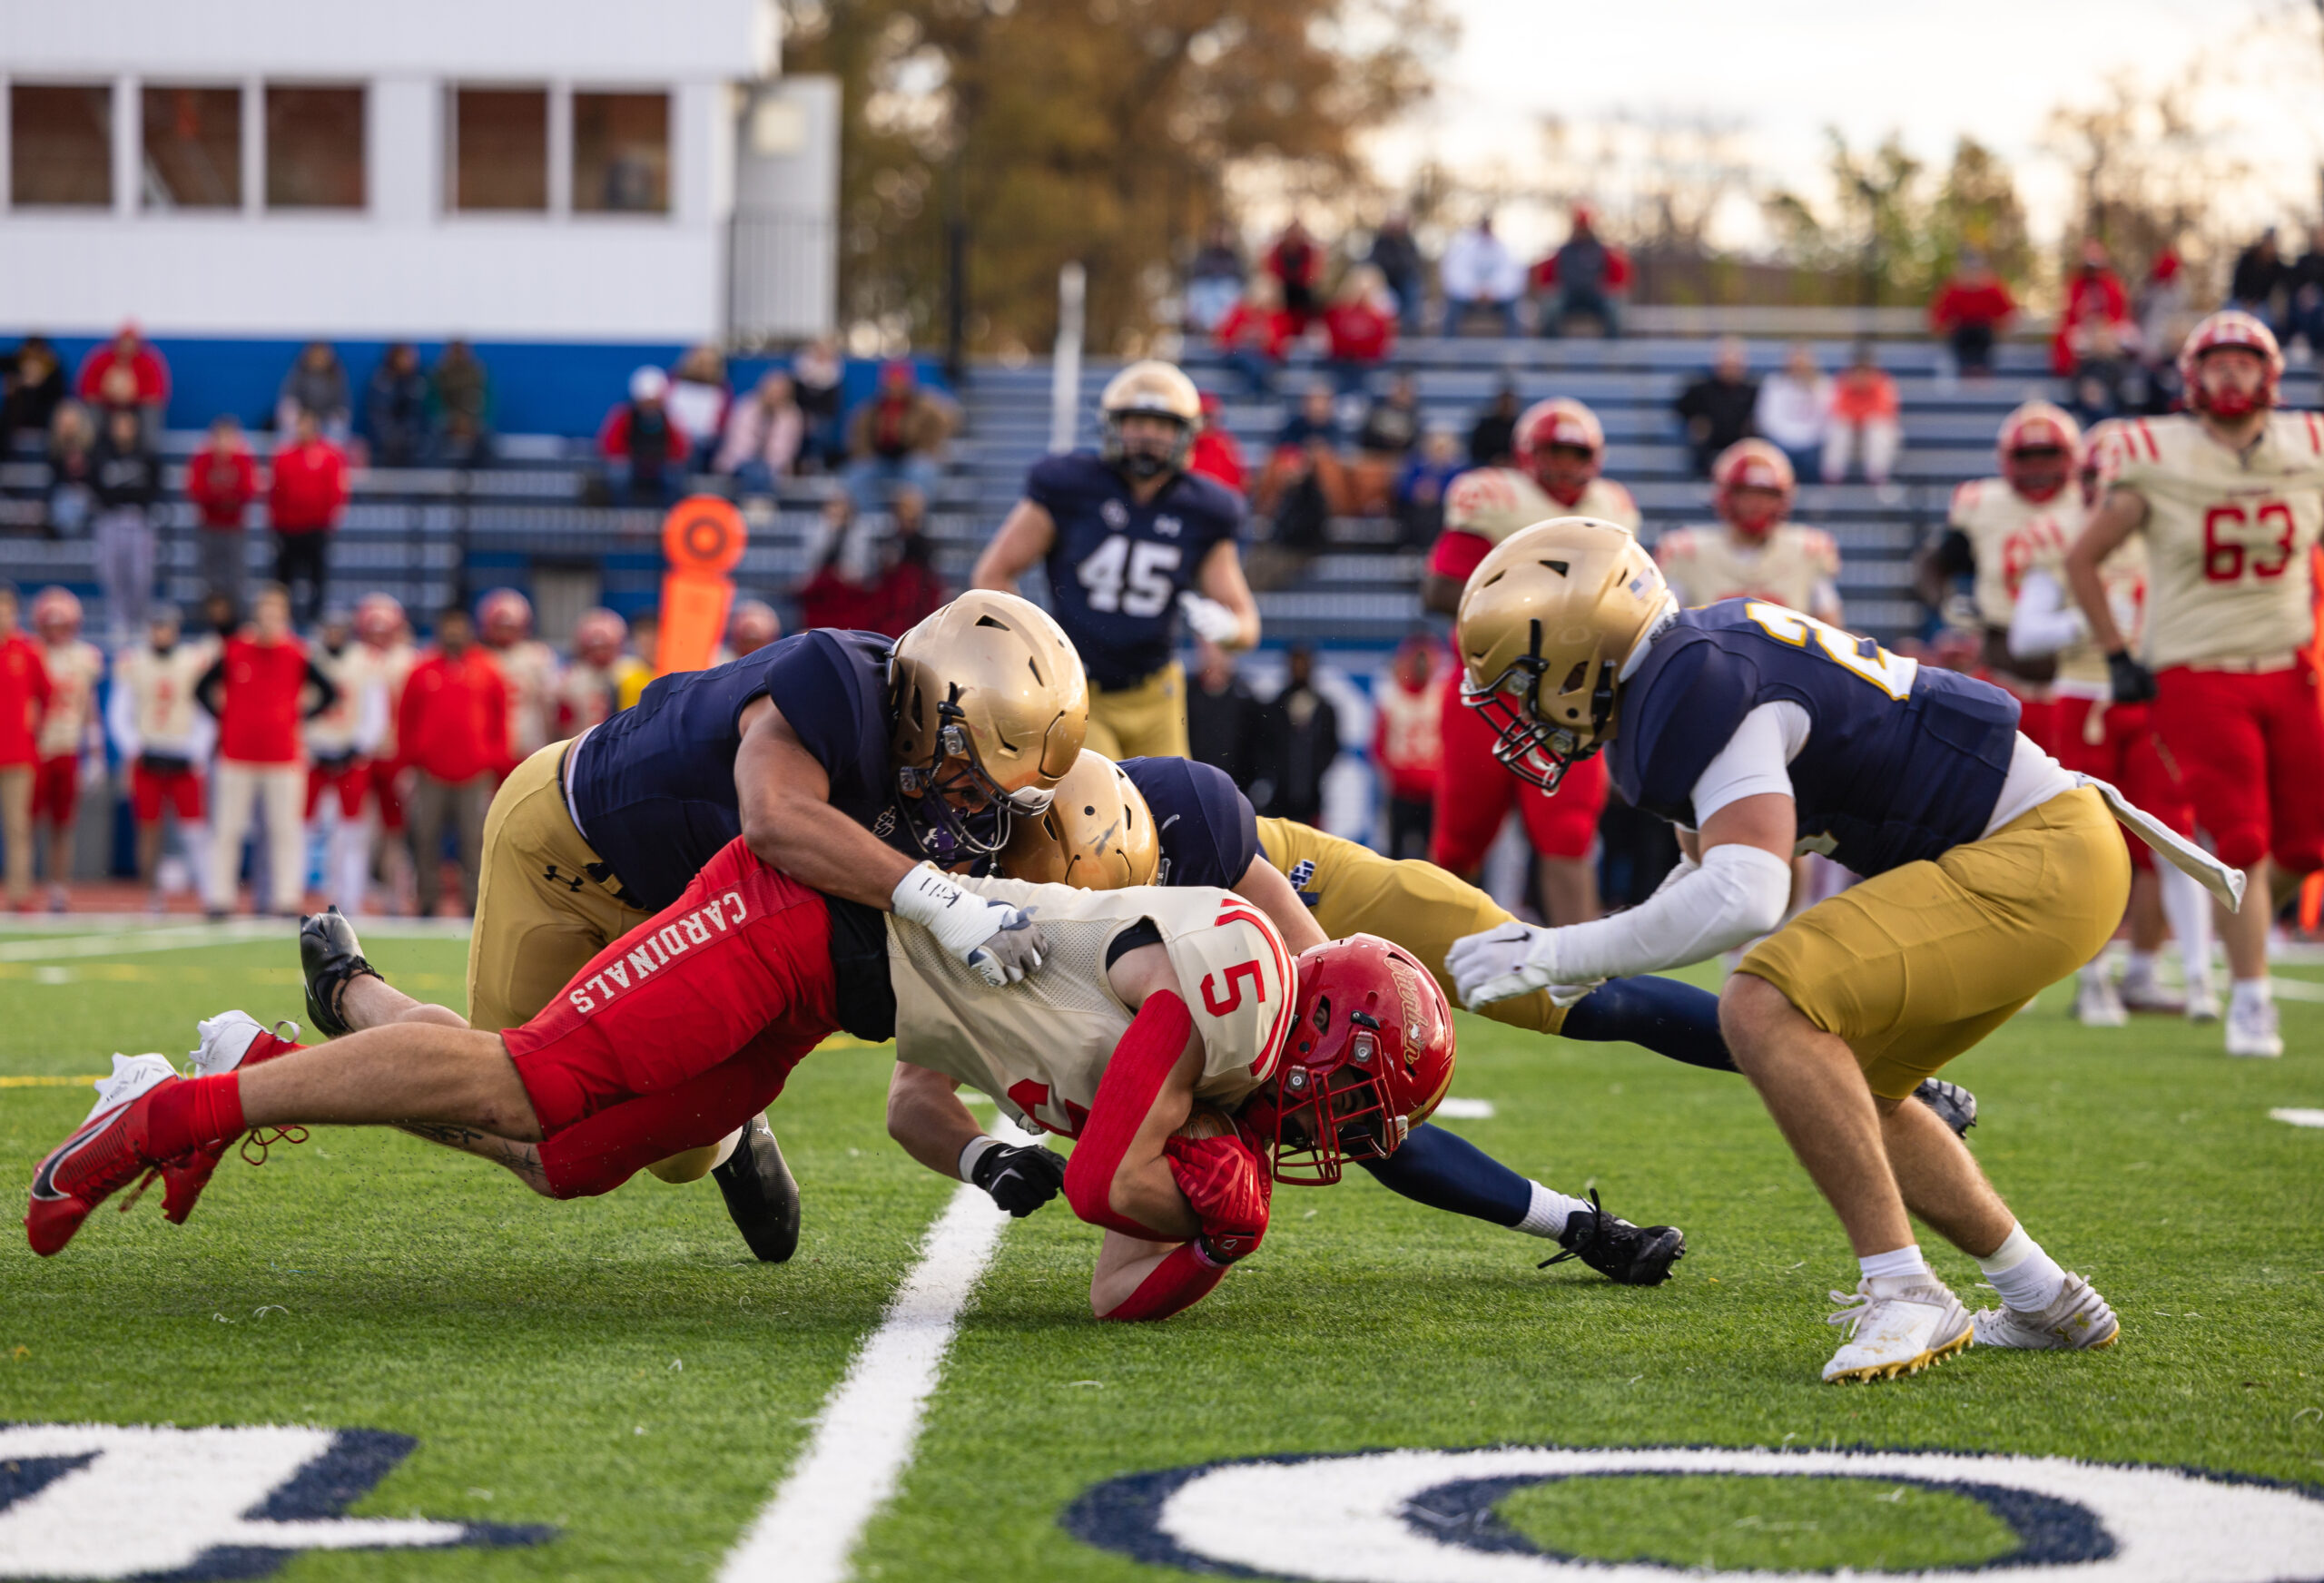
[1027, 452, 1246, 691]
[2105, 412, 2324, 669]
[886, 874, 1294, 1138]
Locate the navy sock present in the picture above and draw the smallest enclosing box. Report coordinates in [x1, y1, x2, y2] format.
[1561, 975, 1736, 1072]
[1358, 1121, 1531, 1227]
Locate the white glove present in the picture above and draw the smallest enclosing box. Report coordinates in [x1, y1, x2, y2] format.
[1177, 591, 1243, 645]
[891, 864, 1048, 988]
[1446, 920, 1559, 1010]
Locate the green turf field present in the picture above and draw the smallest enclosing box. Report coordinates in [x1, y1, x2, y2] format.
[2, 925, 2321, 1581]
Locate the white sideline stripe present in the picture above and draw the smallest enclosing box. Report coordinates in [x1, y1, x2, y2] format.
[2265, 976, 2324, 1003]
[1433, 1096, 1495, 1120]
[2270, 1107, 2324, 1129]
[717, 1164, 1016, 1583]
[0, 919, 472, 961]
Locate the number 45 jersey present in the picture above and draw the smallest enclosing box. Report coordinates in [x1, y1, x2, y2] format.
[1606, 599, 2023, 879]
[1028, 452, 1246, 690]
[887, 875, 1294, 1137]
[2106, 412, 2324, 669]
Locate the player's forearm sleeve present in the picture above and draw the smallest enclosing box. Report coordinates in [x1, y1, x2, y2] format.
[1538, 843, 1794, 981]
[1355, 1123, 1531, 1226]
[2007, 568, 2089, 660]
[1063, 990, 1195, 1239]
[1098, 1241, 1230, 1322]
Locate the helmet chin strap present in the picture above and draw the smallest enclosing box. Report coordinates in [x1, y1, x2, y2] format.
[1118, 451, 1173, 481]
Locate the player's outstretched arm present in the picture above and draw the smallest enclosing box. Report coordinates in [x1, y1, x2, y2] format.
[2063, 489, 2145, 662]
[734, 700, 917, 908]
[1191, 540, 1261, 651]
[888, 1059, 1068, 1217]
[969, 500, 1056, 593]
[1231, 851, 1329, 953]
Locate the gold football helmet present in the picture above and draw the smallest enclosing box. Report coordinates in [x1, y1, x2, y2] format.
[891, 591, 1089, 856]
[995, 750, 1159, 890]
[1454, 516, 1671, 792]
[1099, 359, 1201, 479]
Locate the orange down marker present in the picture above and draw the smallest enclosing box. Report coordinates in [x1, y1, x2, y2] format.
[656, 495, 748, 676]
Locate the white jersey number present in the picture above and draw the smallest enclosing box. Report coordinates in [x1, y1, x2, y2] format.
[1743, 601, 1918, 701]
[1077, 535, 1182, 617]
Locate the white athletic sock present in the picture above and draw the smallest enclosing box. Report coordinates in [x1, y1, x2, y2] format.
[1976, 1222, 2067, 1313]
[2158, 864, 2213, 990]
[2231, 977, 2272, 1013]
[1514, 1181, 1590, 1238]
[1857, 1244, 1929, 1283]
[2077, 958, 2109, 988]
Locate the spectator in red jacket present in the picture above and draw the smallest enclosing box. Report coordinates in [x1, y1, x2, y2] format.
[197, 584, 337, 917]
[2053, 238, 2132, 377]
[1187, 389, 1247, 494]
[1533, 207, 1632, 338]
[187, 415, 259, 611]
[1928, 249, 2017, 377]
[1214, 274, 1294, 396]
[598, 366, 692, 506]
[396, 605, 510, 918]
[1265, 219, 1324, 331]
[73, 323, 171, 435]
[1322, 265, 1397, 394]
[1373, 634, 1446, 862]
[269, 408, 350, 628]
[0, 585, 54, 911]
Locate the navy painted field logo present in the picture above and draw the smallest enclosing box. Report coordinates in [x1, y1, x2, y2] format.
[1062, 1445, 2324, 1581]
[0, 1423, 551, 1580]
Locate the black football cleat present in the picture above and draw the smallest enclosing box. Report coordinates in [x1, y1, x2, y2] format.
[1541, 1189, 1686, 1285]
[1914, 1078, 1978, 1138]
[299, 907, 382, 1039]
[714, 1113, 801, 1263]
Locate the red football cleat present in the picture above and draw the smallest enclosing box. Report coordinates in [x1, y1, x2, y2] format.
[160, 1013, 308, 1225]
[27, 1054, 182, 1256]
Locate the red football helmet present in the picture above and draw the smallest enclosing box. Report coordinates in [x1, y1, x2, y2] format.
[1709, 438, 1794, 537]
[2079, 417, 2129, 508]
[574, 607, 627, 667]
[478, 588, 532, 646]
[30, 586, 81, 642]
[1242, 934, 1455, 1186]
[2178, 310, 2282, 420]
[727, 597, 781, 658]
[1995, 400, 2083, 504]
[1512, 398, 1605, 506]
[354, 593, 406, 646]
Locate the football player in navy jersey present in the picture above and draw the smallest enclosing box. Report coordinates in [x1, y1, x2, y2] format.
[293, 591, 1088, 1261]
[970, 360, 1259, 760]
[1443, 518, 2242, 1382]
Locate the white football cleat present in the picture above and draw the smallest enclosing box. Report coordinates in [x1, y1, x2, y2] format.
[2073, 974, 2127, 1027]
[1822, 1275, 1973, 1383]
[2224, 996, 2282, 1058]
[2117, 960, 2182, 1015]
[2183, 976, 2221, 1024]
[1972, 1272, 2120, 1351]
[191, 1010, 295, 1077]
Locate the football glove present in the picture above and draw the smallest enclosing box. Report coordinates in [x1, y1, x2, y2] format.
[1445, 919, 1557, 1009]
[1177, 591, 1244, 646]
[967, 1139, 1068, 1217]
[2106, 649, 2159, 705]
[891, 864, 1048, 988]
[1164, 1132, 1271, 1263]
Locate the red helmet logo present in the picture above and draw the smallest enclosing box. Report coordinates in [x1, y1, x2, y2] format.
[2177, 310, 2282, 420]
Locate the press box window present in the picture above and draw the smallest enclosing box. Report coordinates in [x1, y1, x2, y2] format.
[448, 86, 548, 211]
[143, 85, 241, 209]
[573, 91, 670, 214]
[10, 84, 113, 208]
[266, 85, 366, 210]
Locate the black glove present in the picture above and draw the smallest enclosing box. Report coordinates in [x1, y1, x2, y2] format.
[2106, 649, 2159, 705]
[969, 1141, 1068, 1217]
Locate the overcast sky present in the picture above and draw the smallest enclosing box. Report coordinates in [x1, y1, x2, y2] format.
[1359, 0, 2324, 255]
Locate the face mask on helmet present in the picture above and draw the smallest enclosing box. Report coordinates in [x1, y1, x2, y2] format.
[2196, 349, 2268, 419]
[2004, 446, 2070, 502]
[893, 689, 1057, 860]
[1460, 650, 1615, 795]
[1535, 444, 1599, 506]
[1104, 411, 1190, 481]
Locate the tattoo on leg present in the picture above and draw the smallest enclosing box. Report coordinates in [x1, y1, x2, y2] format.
[397, 1122, 550, 1195]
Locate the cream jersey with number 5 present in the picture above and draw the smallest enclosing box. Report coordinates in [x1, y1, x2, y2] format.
[1654, 523, 1842, 622]
[887, 875, 1295, 1137]
[1948, 479, 2083, 628]
[2106, 411, 2324, 669]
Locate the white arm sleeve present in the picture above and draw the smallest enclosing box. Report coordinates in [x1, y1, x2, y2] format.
[1687, 701, 1807, 826]
[105, 672, 139, 762]
[1525, 842, 1795, 981]
[2007, 568, 2089, 660]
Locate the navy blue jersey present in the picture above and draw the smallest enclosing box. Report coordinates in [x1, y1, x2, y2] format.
[1027, 452, 1245, 690]
[1119, 756, 1258, 890]
[571, 629, 931, 910]
[1607, 600, 2019, 877]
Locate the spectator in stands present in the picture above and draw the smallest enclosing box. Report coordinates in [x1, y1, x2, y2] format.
[2230, 227, 2289, 329]
[667, 344, 732, 470]
[1185, 639, 1261, 792]
[277, 341, 351, 443]
[2289, 225, 2324, 356]
[715, 369, 805, 491]
[1256, 644, 1339, 825]
[1438, 213, 1523, 337]
[91, 404, 162, 643]
[270, 408, 350, 628]
[1184, 220, 1246, 335]
[2065, 318, 2136, 425]
[843, 359, 953, 513]
[1265, 218, 1324, 331]
[109, 604, 215, 911]
[1187, 389, 1247, 495]
[198, 583, 336, 919]
[1753, 343, 1832, 484]
[1822, 341, 1902, 488]
[1466, 381, 1521, 467]
[794, 493, 880, 633]
[1350, 370, 1422, 515]
[1673, 336, 1758, 477]
[1214, 272, 1293, 395]
[187, 415, 258, 610]
[1366, 212, 1427, 333]
[3, 337, 66, 444]
[1372, 634, 1444, 862]
[1323, 266, 1397, 394]
[726, 598, 782, 659]
[866, 489, 949, 638]
[28, 588, 101, 910]
[397, 604, 508, 919]
[1534, 206, 1629, 338]
[599, 366, 691, 507]
[0, 585, 50, 912]
[1394, 426, 1465, 549]
[2052, 239, 2130, 378]
[2134, 250, 2194, 409]
[1927, 249, 2016, 377]
[428, 339, 493, 467]
[42, 402, 97, 539]
[1256, 381, 1348, 546]
[790, 337, 846, 473]
[364, 343, 431, 467]
[74, 323, 169, 437]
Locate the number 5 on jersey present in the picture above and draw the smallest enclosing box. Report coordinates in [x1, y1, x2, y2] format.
[1078, 534, 1182, 616]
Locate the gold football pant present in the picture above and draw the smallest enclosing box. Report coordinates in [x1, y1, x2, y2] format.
[1083, 662, 1190, 761]
[1255, 816, 1569, 1037]
[1742, 786, 2130, 1100]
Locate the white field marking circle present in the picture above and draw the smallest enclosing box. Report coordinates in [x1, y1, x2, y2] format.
[1128, 1447, 2324, 1582]
[1433, 1097, 1496, 1120]
[2271, 1107, 2324, 1129]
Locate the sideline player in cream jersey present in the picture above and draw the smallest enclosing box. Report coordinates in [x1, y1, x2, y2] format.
[107, 605, 217, 909]
[342, 595, 419, 911]
[479, 589, 560, 760]
[2065, 310, 2324, 1058]
[29, 589, 103, 912]
[303, 612, 382, 915]
[556, 608, 626, 741]
[1657, 440, 1843, 624]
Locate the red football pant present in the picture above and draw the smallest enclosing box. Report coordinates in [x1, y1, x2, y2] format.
[1429, 684, 1608, 872]
[132, 762, 204, 823]
[365, 760, 406, 831]
[2148, 664, 2324, 874]
[306, 760, 369, 821]
[31, 756, 76, 823]
[2052, 697, 2190, 871]
[500, 836, 842, 1195]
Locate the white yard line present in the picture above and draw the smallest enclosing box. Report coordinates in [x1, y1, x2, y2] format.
[1432, 1096, 1495, 1120]
[2270, 1107, 2324, 1129]
[0, 919, 473, 962]
[2266, 976, 2324, 1003]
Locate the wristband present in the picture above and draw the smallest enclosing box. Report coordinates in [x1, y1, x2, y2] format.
[957, 1134, 1000, 1184]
